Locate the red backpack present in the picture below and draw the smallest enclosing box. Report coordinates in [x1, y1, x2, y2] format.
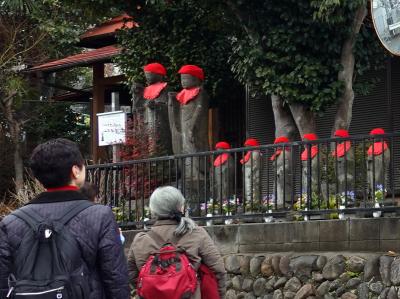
[137, 231, 197, 299]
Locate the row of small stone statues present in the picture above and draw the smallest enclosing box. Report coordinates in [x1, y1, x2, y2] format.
[130, 63, 389, 204]
[212, 129, 390, 206]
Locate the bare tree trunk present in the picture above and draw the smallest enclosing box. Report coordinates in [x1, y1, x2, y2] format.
[289, 103, 316, 137]
[271, 94, 297, 139]
[332, 2, 367, 135]
[11, 122, 24, 193]
[1, 92, 24, 193]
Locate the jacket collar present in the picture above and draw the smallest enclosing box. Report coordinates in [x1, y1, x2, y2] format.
[28, 190, 88, 205]
[153, 219, 179, 226]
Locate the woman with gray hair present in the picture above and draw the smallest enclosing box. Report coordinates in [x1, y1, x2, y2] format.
[127, 186, 226, 298]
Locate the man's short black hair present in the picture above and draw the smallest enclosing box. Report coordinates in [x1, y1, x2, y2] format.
[30, 138, 84, 188]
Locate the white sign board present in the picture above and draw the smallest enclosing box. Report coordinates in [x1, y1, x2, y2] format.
[97, 111, 126, 146]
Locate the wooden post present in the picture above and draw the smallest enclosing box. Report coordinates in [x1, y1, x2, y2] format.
[91, 63, 105, 163]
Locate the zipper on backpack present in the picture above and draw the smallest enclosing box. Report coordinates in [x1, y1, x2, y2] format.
[6, 287, 14, 298]
[14, 286, 65, 296]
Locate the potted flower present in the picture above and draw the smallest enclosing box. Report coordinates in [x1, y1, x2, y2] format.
[140, 206, 151, 229]
[373, 185, 386, 218]
[200, 200, 216, 226]
[338, 191, 355, 220]
[222, 197, 237, 224]
[294, 193, 308, 221]
[262, 195, 275, 223]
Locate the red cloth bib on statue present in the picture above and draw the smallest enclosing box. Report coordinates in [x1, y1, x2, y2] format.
[332, 141, 351, 158]
[176, 87, 200, 105]
[301, 145, 318, 161]
[367, 142, 388, 156]
[214, 153, 229, 167]
[240, 152, 252, 164]
[270, 148, 290, 161]
[143, 82, 167, 100]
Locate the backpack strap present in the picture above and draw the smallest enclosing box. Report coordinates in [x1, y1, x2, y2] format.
[58, 200, 93, 225]
[11, 206, 45, 232]
[12, 200, 93, 232]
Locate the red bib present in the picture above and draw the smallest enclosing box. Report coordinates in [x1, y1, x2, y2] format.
[367, 141, 388, 156]
[143, 82, 167, 100]
[240, 151, 252, 164]
[332, 141, 351, 158]
[214, 153, 229, 167]
[301, 145, 318, 161]
[176, 87, 201, 105]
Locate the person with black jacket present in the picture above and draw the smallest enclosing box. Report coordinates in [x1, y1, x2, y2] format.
[0, 138, 130, 299]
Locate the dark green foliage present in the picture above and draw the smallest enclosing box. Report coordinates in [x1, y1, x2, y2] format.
[116, 0, 235, 98]
[228, 0, 387, 112]
[24, 102, 90, 156]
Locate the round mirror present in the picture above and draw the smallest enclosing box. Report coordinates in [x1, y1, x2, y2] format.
[372, 0, 400, 55]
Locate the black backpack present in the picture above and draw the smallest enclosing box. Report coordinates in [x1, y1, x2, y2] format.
[6, 200, 93, 299]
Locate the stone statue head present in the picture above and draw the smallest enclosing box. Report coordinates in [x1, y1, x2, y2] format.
[178, 65, 204, 89]
[143, 62, 167, 85]
[180, 74, 202, 89]
[144, 72, 164, 85]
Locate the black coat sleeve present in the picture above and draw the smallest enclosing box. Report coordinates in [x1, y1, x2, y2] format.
[96, 207, 130, 299]
[0, 219, 12, 299]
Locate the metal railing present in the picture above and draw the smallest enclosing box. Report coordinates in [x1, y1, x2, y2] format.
[87, 132, 400, 227]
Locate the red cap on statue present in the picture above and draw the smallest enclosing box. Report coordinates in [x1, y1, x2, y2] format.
[370, 128, 385, 135]
[334, 129, 349, 138]
[178, 65, 205, 81]
[143, 62, 167, 76]
[303, 133, 318, 141]
[274, 136, 290, 144]
[244, 138, 259, 147]
[215, 141, 230, 150]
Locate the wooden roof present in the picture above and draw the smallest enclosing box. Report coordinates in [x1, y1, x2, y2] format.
[29, 46, 120, 73]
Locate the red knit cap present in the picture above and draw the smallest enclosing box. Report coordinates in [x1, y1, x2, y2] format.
[334, 129, 349, 138]
[370, 128, 385, 135]
[244, 138, 259, 147]
[215, 141, 230, 150]
[274, 136, 290, 144]
[303, 133, 318, 141]
[178, 65, 204, 81]
[143, 63, 167, 76]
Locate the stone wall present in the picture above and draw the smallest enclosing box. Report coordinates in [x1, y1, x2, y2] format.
[124, 218, 400, 255]
[223, 253, 400, 299]
[203, 218, 400, 255]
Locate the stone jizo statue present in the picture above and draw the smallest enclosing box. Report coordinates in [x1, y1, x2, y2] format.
[301, 133, 319, 199]
[213, 141, 234, 203]
[331, 129, 355, 199]
[367, 128, 390, 198]
[168, 65, 209, 179]
[131, 62, 172, 155]
[270, 136, 292, 207]
[240, 138, 261, 208]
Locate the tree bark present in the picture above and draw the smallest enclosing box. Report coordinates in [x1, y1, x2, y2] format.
[1, 92, 24, 193]
[332, 2, 367, 135]
[289, 102, 316, 137]
[271, 94, 297, 140]
[11, 122, 24, 193]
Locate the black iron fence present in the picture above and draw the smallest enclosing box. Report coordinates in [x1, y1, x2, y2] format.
[87, 132, 400, 227]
